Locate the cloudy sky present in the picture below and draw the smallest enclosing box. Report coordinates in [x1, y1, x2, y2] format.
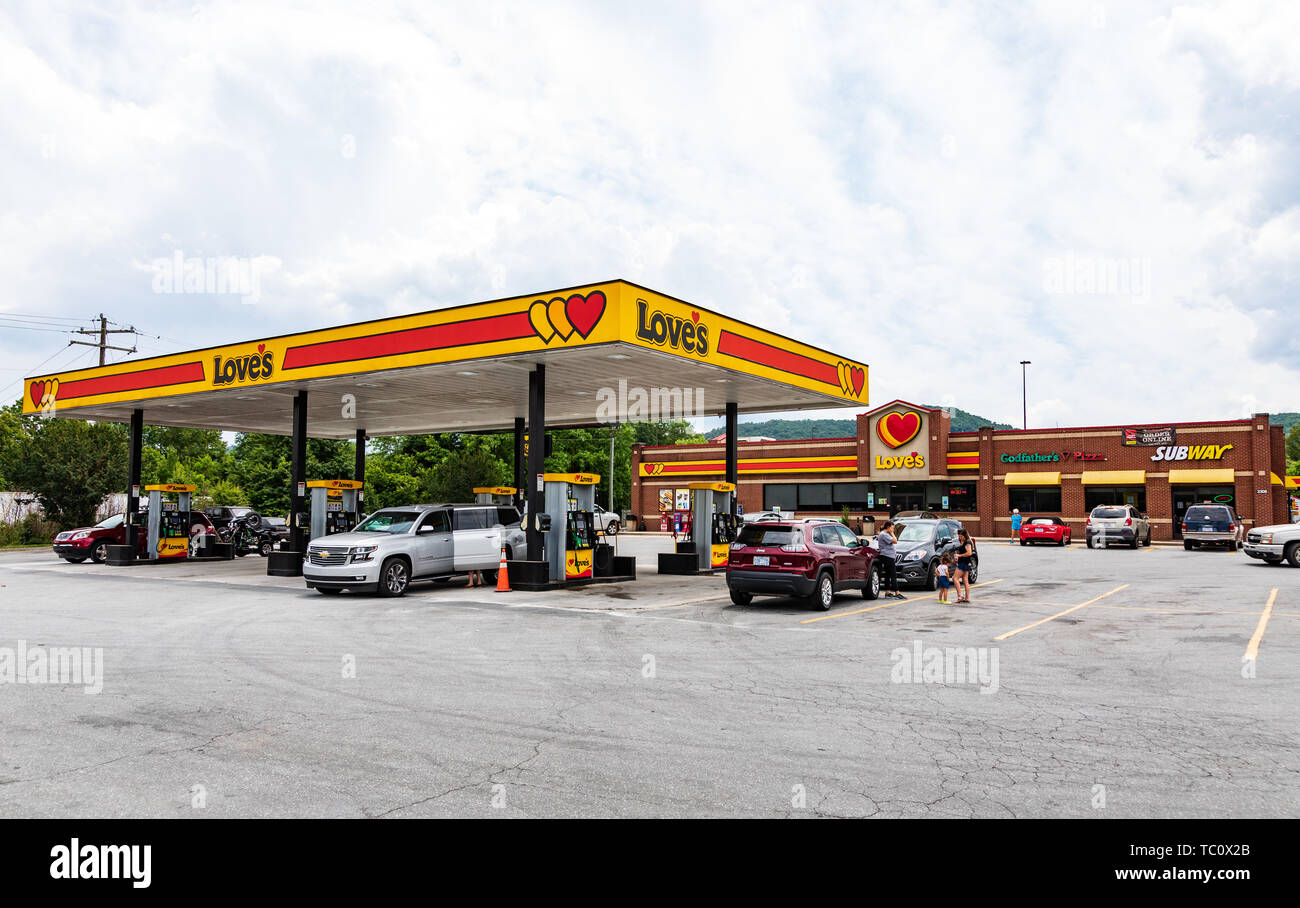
[2, 0, 1297, 429]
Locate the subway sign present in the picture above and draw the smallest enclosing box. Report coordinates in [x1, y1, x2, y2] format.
[1150, 444, 1233, 461]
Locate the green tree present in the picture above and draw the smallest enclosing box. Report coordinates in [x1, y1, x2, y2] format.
[1287, 422, 1300, 469]
[364, 451, 423, 510]
[422, 447, 508, 503]
[0, 400, 24, 489]
[7, 416, 127, 528]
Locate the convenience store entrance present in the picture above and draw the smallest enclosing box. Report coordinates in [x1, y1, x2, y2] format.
[1172, 486, 1236, 538]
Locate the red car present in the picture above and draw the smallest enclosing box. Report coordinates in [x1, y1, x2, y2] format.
[1018, 516, 1072, 546]
[726, 519, 880, 610]
[52, 511, 217, 563]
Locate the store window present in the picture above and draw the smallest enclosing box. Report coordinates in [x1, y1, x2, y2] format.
[765, 482, 873, 510]
[1008, 487, 1062, 513]
[1084, 486, 1147, 512]
[945, 483, 977, 511]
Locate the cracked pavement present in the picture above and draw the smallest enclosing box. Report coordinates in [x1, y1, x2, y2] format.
[0, 538, 1295, 817]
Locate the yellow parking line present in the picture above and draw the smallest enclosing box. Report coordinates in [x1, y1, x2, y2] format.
[1244, 588, 1279, 662]
[800, 579, 1005, 624]
[1091, 604, 1284, 617]
[994, 584, 1129, 641]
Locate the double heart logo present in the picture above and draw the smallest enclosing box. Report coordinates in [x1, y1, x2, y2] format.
[836, 361, 865, 398]
[876, 410, 922, 448]
[29, 378, 59, 411]
[529, 290, 606, 344]
[644, 463, 665, 476]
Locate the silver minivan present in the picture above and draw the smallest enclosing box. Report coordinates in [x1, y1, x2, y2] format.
[304, 504, 528, 596]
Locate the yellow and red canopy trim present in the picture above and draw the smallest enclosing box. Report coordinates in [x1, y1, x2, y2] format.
[640, 455, 856, 477]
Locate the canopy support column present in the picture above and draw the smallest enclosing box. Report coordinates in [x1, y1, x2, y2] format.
[289, 390, 308, 553]
[354, 427, 366, 506]
[725, 401, 738, 515]
[526, 366, 545, 567]
[514, 417, 525, 511]
[126, 409, 143, 553]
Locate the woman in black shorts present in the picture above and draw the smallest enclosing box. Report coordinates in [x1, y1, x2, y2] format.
[954, 529, 974, 603]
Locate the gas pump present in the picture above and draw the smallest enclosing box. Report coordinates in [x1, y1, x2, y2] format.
[473, 486, 517, 506]
[145, 484, 194, 560]
[541, 473, 599, 582]
[658, 481, 736, 574]
[307, 480, 363, 541]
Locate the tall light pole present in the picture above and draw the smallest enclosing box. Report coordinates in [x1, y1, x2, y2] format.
[1019, 360, 1031, 430]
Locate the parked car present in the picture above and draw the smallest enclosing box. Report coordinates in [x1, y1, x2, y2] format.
[1242, 522, 1300, 567]
[1085, 504, 1150, 548]
[261, 515, 291, 543]
[726, 519, 880, 610]
[219, 511, 280, 557]
[742, 510, 787, 523]
[893, 510, 939, 521]
[53, 510, 217, 563]
[1019, 516, 1072, 546]
[304, 503, 529, 596]
[889, 518, 976, 588]
[592, 504, 620, 536]
[1180, 504, 1244, 552]
[203, 505, 256, 534]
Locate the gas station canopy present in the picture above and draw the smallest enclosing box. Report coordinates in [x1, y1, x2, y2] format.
[23, 280, 869, 437]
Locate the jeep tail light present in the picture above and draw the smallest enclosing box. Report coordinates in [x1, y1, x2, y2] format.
[1124, 517, 1132, 526]
[780, 542, 808, 553]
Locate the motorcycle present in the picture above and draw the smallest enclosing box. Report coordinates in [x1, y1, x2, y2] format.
[219, 512, 278, 557]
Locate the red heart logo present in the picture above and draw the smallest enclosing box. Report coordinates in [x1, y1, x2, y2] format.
[565, 290, 606, 338]
[29, 381, 45, 408]
[257, 344, 266, 353]
[849, 366, 865, 397]
[877, 411, 921, 448]
[691, 311, 699, 324]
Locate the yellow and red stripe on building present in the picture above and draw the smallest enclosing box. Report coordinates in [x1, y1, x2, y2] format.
[639, 455, 856, 477]
[947, 451, 979, 470]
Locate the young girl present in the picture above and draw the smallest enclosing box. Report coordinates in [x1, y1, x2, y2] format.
[937, 553, 954, 604]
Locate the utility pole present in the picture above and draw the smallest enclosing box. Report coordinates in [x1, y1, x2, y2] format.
[70, 313, 137, 365]
[1019, 360, 1031, 430]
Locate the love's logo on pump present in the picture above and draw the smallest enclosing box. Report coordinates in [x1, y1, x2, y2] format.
[876, 410, 922, 448]
[528, 291, 606, 344]
[29, 378, 59, 412]
[836, 362, 866, 398]
[644, 463, 665, 476]
[213, 344, 273, 386]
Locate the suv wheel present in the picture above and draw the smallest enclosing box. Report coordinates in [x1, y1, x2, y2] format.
[258, 538, 274, 557]
[863, 566, 881, 600]
[967, 561, 979, 584]
[378, 557, 410, 597]
[606, 521, 620, 536]
[1286, 543, 1300, 568]
[1184, 541, 1193, 551]
[924, 562, 937, 591]
[89, 540, 109, 564]
[808, 571, 834, 611]
[729, 589, 753, 605]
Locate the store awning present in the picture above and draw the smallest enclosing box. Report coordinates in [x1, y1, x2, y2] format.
[1081, 470, 1146, 485]
[1002, 471, 1061, 486]
[1168, 469, 1235, 484]
[1288, 476, 1300, 490]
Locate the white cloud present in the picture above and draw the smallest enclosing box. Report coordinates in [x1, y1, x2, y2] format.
[1, 0, 1296, 423]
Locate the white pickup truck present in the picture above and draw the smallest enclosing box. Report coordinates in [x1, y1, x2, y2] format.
[1242, 522, 1300, 567]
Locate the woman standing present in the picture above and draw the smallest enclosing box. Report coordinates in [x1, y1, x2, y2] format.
[876, 520, 904, 600]
[953, 529, 975, 603]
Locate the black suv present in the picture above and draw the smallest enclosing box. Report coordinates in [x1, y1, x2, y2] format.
[891, 518, 978, 589]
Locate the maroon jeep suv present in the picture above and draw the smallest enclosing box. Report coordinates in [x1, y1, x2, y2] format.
[52, 511, 217, 563]
[726, 519, 880, 610]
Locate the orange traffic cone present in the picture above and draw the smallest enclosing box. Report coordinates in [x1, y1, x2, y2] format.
[495, 545, 511, 592]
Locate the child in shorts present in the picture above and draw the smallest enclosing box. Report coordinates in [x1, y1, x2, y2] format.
[937, 553, 954, 604]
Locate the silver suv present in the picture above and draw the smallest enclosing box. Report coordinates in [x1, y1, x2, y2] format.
[1086, 504, 1151, 548]
[304, 504, 528, 596]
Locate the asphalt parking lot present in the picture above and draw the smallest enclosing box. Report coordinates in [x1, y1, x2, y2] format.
[0, 536, 1295, 818]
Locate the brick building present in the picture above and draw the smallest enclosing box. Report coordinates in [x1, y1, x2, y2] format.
[630, 400, 1295, 541]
